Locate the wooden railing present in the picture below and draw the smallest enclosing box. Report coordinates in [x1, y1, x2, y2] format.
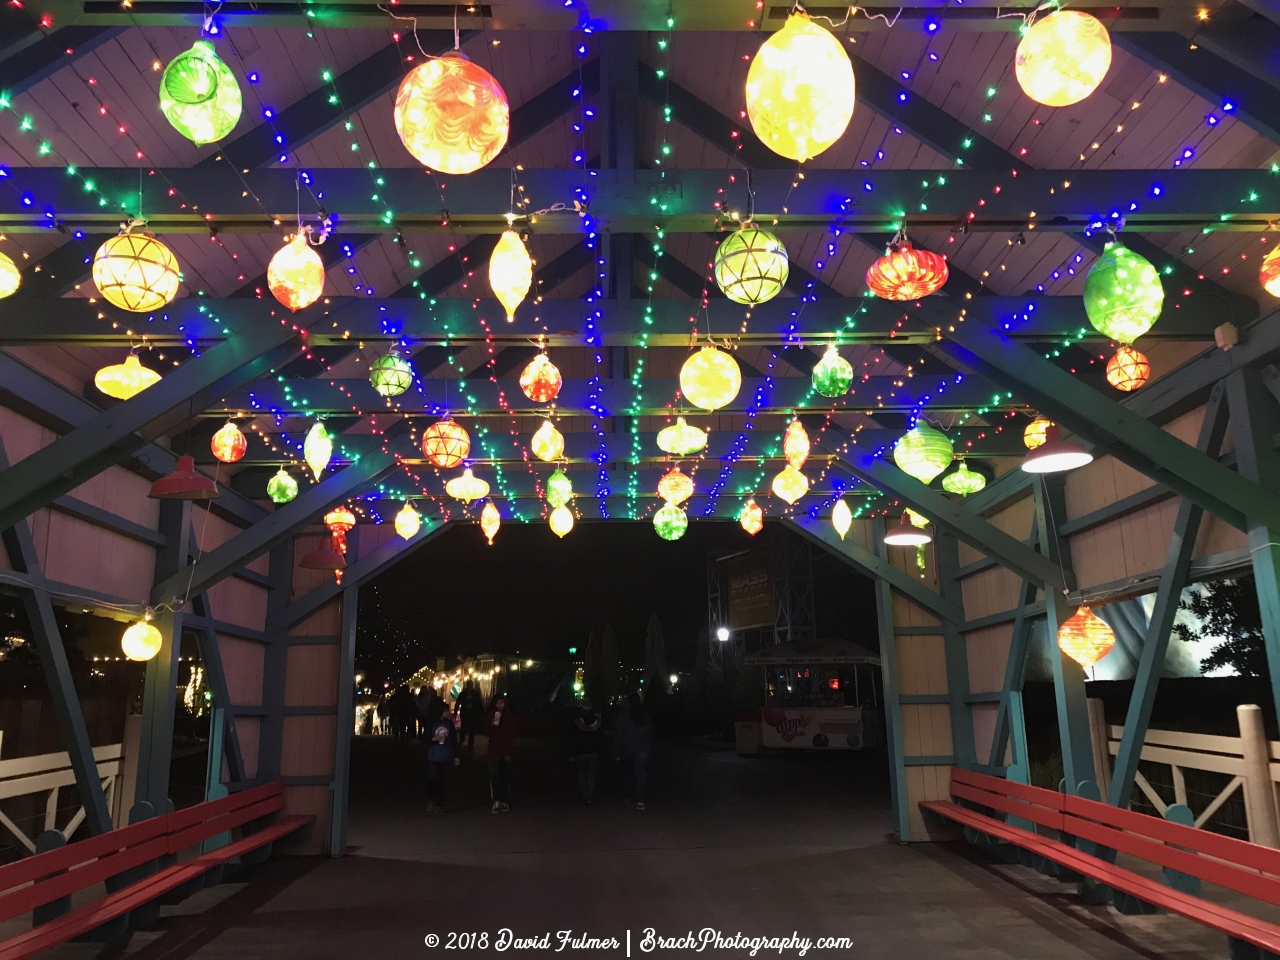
[0, 745, 122, 855]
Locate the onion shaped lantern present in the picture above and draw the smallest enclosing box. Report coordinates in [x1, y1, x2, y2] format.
[680, 345, 741, 412]
[159, 40, 242, 144]
[771, 464, 809, 504]
[267, 468, 298, 504]
[446, 468, 489, 503]
[324, 505, 356, 554]
[1083, 241, 1163, 343]
[393, 52, 509, 175]
[490, 229, 532, 323]
[942, 462, 987, 496]
[893, 423, 954, 484]
[93, 225, 180, 313]
[480, 501, 501, 544]
[745, 12, 855, 162]
[0, 251, 20, 298]
[531, 419, 564, 462]
[422, 419, 470, 469]
[831, 498, 852, 540]
[520, 353, 562, 403]
[713, 225, 789, 304]
[546, 469, 573, 509]
[370, 348, 415, 398]
[653, 503, 688, 541]
[866, 240, 949, 301]
[304, 421, 333, 481]
[395, 502, 421, 540]
[657, 467, 694, 506]
[783, 420, 810, 469]
[1106, 345, 1150, 392]
[740, 498, 764, 536]
[812, 345, 853, 398]
[1057, 605, 1116, 669]
[1024, 417, 1052, 450]
[549, 505, 574, 538]
[1015, 11, 1112, 108]
[657, 417, 707, 457]
[210, 421, 247, 464]
[267, 231, 325, 312]
[95, 353, 161, 400]
[1261, 245, 1280, 298]
[122, 618, 163, 662]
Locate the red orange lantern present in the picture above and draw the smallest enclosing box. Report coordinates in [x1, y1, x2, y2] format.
[210, 421, 247, 463]
[324, 505, 356, 554]
[520, 353, 562, 404]
[740, 498, 763, 536]
[1057, 605, 1116, 669]
[1105, 345, 1150, 392]
[422, 419, 470, 469]
[393, 52, 509, 175]
[866, 240, 949, 301]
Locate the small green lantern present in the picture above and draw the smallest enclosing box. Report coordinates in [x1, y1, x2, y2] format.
[1082, 241, 1164, 344]
[811, 345, 853, 398]
[653, 503, 688, 541]
[546, 469, 573, 509]
[656, 416, 707, 457]
[713, 225, 789, 305]
[160, 40, 243, 145]
[893, 423, 953, 484]
[942, 461, 987, 496]
[369, 349, 414, 398]
[267, 468, 298, 504]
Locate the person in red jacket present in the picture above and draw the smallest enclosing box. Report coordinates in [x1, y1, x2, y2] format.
[484, 695, 517, 814]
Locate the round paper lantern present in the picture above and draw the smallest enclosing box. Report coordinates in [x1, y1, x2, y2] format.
[93, 228, 180, 313]
[0, 251, 20, 298]
[520, 353, 562, 404]
[122, 619, 163, 661]
[422, 419, 470, 469]
[657, 417, 707, 457]
[480, 501, 501, 544]
[324, 506, 356, 554]
[942, 461, 987, 496]
[783, 420, 810, 469]
[812, 345, 853, 398]
[95, 353, 161, 400]
[395, 502, 421, 540]
[657, 467, 694, 506]
[393, 52, 509, 175]
[267, 232, 324, 312]
[680, 345, 741, 412]
[745, 12, 855, 162]
[740, 498, 763, 536]
[831, 498, 852, 540]
[1106, 345, 1150, 392]
[159, 40, 242, 144]
[304, 421, 333, 481]
[1057, 605, 1116, 669]
[1024, 417, 1052, 450]
[1015, 11, 1111, 108]
[548, 504, 574, 538]
[370, 349, 414, 398]
[267, 468, 298, 504]
[531, 419, 564, 462]
[1261, 245, 1280, 298]
[866, 241, 949, 301]
[653, 503, 688, 541]
[1083, 241, 1164, 343]
[771, 464, 809, 504]
[490, 229, 532, 323]
[893, 424, 954, 484]
[713, 226, 789, 305]
[546, 469, 573, 509]
[210, 421, 247, 464]
[446, 468, 489, 503]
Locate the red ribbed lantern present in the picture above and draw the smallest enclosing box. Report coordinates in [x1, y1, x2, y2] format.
[324, 506, 356, 554]
[1105, 345, 1150, 392]
[866, 241, 949, 301]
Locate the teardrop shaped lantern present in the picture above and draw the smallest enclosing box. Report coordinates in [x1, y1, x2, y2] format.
[531, 419, 564, 462]
[211, 421, 247, 464]
[159, 39, 242, 144]
[1106, 345, 1150, 392]
[304, 421, 333, 481]
[267, 231, 325, 312]
[1024, 417, 1053, 450]
[680, 345, 741, 412]
[740, 498, 764, 536]
[1057, 605, 1116, 669]
[657, 467, 694, 506]
[393, 51, 509, 174]
[93, 225, 180, 313]
[653, 503, 688, 541]
[866, 240, 949, 301]
[395, 502, 421, 540]
[1083, 241, 1163, 343]
[713, 225, 789, 305]
[1261, 245, 1280, 298]
[422, 419, 471, 469]
[95, 353, 161, 400]
[324, 505, 356, 554]
[520, 353, 562, 403]
[1015, 10, 1112, 108]
[942, 461, 987, 496]
[548, 504, 574, 538]
[490, 229, 532, 323]
[831, 498, 852, 540]
[811, 345, 853, 398]
[546, 469, 573, 509]
[0, 251, 21, 298]
[267, 468, 298, 504]
[480, 500, 501, 544]
[771, 464, 809, 504]
[783, 420, 810, 469]
[893, 423, 954, 484]
[446, 468, 490, 503]
[657, 416, 707, 457]
[370, 348, 415, 398]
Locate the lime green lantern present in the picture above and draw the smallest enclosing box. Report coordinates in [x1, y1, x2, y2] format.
[546, 469, 573, 509]
[656, 416, 707, 457]
[1082, 241, 1164, 344]
[159, 40, 242, 145]
[267, 468, 298, 504]
[893, 423, 953, 484]
[811, 345, 853, 398]
[713, 225, 788, 305]
[369, 348, 414, 398]
[653, 503, 688, 541]
[942, 461, 987, 496]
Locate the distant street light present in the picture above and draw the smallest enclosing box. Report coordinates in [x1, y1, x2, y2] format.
[716, 627, 730, 642]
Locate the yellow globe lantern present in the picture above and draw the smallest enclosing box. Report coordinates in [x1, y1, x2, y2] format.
[490, 229, 533, 323]
[267, 231, 325, 312]
[745, 12, 855, 162]
[93, 226, 180, 313]
[531, 419, 565, 462]
[1015, 10, 1112, 107]
[393, 52, 509, 175]
[1024, 417, 1053, 450]
[549, 504, 574, 538]
[94, 353, 161, 400]
[831, 498, 852, 540]
[446, 468, 490, 503]
[122, 618, 163, 661]
[680, 345, 741, 412]
[480, 500, 501, 544]
[0, 251, 20, 297]
[395, 502, 421, 540]
[771, 464, 809, 504]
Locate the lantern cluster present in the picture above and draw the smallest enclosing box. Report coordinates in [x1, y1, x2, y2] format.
[771, 420, 811, 505]
[546, 469, 574, 538]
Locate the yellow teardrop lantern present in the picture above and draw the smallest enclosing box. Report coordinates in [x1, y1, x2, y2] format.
[95, 353, 161, 400]
[93, 226, 180, 313]
[480, 500, 501, 544]
[771, 464, 809, 504]
[122, 618, 163, 661]
[531, 419, 565, 462]
[783, 419, 810, 469]
[657, 467, 694, 506]
[1057, 605, 1116, 669]
[1024, 417, 1053, 450]
[680, 345, 741, 412]
[831, 498, 852, 540]
[490, 229, 533, 323]
[1015, 10, 1112, 108]
[267, 231, 325, 312]
[304, 421, 333, 481]
[395, 502, 421, 540]
[0, 251, 20, 298]
[446, 468, 490, 503]
[740, 498, 764, 536]
[549, 504, 574, 538]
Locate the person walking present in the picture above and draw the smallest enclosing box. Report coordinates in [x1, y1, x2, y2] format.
[425, 702, 457, 816]
[414, 684, 440, 740]
[456, 680, 484, 750]
[484, 694, 516, 814]
[570, 698, 603, 805]
[614, 692, 653, 811]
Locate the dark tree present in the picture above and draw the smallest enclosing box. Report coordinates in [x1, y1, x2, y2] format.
[1173, 578, 1268, 677]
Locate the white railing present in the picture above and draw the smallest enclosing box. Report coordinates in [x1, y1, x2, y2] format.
[0, 744, 121, 854]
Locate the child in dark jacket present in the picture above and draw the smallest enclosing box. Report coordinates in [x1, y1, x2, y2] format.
[426, 704, 457, 815]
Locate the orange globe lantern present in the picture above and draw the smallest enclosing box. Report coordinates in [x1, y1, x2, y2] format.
[267, 231, 325, 312]
[393, 52, 509, 175]
[422, 419, 470, 469]
[1057, 605, 1116, 669]
[480, 501, 501, 545]
[210, 421, 247, 463]
[866, 240, 949, 301]
[520, 353, 562, 404]
[324, 505, 356, 554]
[1106, 345, 1150, 392]
[657, 467, 694, 506]
[1261, 245, 1280, 298]
[783, 419, 810, 469]
[740, 498, 764, 536]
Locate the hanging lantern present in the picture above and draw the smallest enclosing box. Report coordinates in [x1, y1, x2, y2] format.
[93, 225, 180, 313]
[149, 454, 217, 500]
[1083, 241, 1164, 344]
[304, 421, 333, 481]
[370, 348, 415, 398]
[744, 11, 855, 162]
[680, 345, 741, 412]
[657, 467, 694, 506]
[657, 417, 707, 457]
[1261, 245, 1280, 297]
[866, 240, 949, 301]
[942, 461, 987, 496]
[210, 421, 247, 464]
[480, 500, 501, 544]
[446, 468, 490, 503]
[422, 419, 470, 469]
[713, 225, 789, 305]
[520, 353, 562, 403]
[1106, 345, 1150, 392]
[783, 420, 810, 469]
[324, 506, 356, 554]
[653, 503, 688, 541]
[893, 423, 954, 484]
[1022, 425, 1093, 474]
[121, 618, 163, 662]
[811, 345, 853, 398]
[771, 464, 809, 504]
[267, 231, 324, 312]
[490, 229, 533, 323]
[531, 419, 565, 462]
[94, 353, 161, 400]
[1015, 11, 1112, 108]
[0, 251, 20, 298]
[831, 498, 852, 540]
[159, 39, 242, 144]
[394, 502, 421, 540]
[548, 505, 574, 538]
[267, 468, 298, 504]
[1057, 605, 1116, 669]
[393, 51, 509, 174]
[884, 511, 932, 546]
[546, 469, 573, 509]
[1024, 417, 1052, 450]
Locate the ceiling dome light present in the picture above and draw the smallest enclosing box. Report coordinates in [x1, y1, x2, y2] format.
[740, 498, 763, 536]
[811, 345, 853, 398]
[122, 619, 163, 662]
[745, 11, 855, 162]
[831, 498, 852, 539]
[159, 39, 242, 144]
[1083, 241, 1163, 343]
[446, 468, 490, 503]
[422, 419, 470, 469]
[884, 512, 932, 546]
[0, 251, 21, 298]
[210, 421, 247, 464]
[267, 468, 298, 504]
[1022, 424, 1093, 474]
[1015, 10, 1112, 107]
[490, 229, 533, 323]
[1057, 605, 1116, 669]
[653, 503, 688, 541]
[771, 464, 809, 504]
[480, 500, 501, 544]
[300, 537, 346, 571]
[549, 504, 574, 538]
[1023, 417, 1052, 450]
[942, 461, 987, 496]
[680, 345, 741, 412]
[95, 353, 161, 400]
[393, 52, 509, 174]
[531, 419, 564, 462]
[370, 348, 415, 398]
[893, 423, 954, 484]
[866, 240, 949, 301]
[93, 226, 180, 313]
[267, 231, 325, 312]
[657, 417, 707, 457]
[395, 502, 421, 540]
[713, 225, 789, 304]
[1106, 345, 1150, 392]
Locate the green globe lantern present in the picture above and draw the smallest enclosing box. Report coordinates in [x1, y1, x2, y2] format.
[713, 225, 788, 305]
[160, 40, 242, 145]
[811, 345, 853, 398]
[893, 423, 954, 484]
[546, 469, 573, 509]
[656, 416, 707, 457]
[369, 349, 414, 398]
[653, 503, 688, 541]
[1082, 241, 1164, 344]
[941, 461, 987, 496]
[266, 468, 298, 504]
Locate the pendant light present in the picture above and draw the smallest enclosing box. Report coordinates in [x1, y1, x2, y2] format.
[210, 421, 247, 464]
[149, 454, 218, 500]
[883, 512, 931, 546]
[93, 222, 180, 313]
[549, 505, 574, 538]
[267, 468, 299, 504]
[1021, 425, 1093, 474]
[1015, 10, 1112, 107]
[159, 38, 242, 144]
[657, 417, 707, 456]
[301, 535, 346, 571]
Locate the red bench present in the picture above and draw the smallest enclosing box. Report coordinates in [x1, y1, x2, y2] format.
[0, 780, 313, 959]
[921, 767, 1280, 960]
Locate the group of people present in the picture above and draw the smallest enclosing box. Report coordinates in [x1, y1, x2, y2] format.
[569, 691, 653, 811]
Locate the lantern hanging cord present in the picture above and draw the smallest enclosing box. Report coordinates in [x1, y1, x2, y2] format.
[793, 3, 905, 29]
[378, 6, 437, 60]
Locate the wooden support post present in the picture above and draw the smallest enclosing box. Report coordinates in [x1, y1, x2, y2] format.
[329, 585, 359, 857]
[192, 602, 247, 786]
[1238, 704, 1280, 846]
[258, 540, 294, 782]
[935, 532, 976, 768]
[989, 576, 1038, 769]
[873, 516, 911, 842]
